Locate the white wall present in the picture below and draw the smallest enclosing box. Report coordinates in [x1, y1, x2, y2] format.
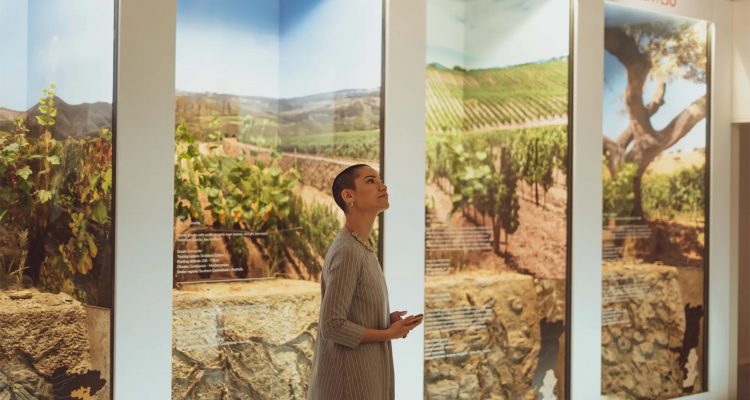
[383, 1, 427, 398]
[114, 0, 176, 398]
[109, 0, 738, 398]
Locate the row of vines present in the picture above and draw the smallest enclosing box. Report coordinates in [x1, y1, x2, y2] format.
[173, 124, 342, 281]
[427, 126, 568, 254]
[604, 161, 705, 223]
[275, 131, 379, 162]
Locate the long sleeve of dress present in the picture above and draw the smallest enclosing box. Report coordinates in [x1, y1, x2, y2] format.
[308, 231, 395, 400]
[317, 244, 366, 349]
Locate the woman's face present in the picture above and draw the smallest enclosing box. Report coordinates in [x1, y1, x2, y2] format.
[347, 166, 389, 214]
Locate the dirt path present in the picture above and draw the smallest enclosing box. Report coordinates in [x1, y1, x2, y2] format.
[510, 192, 567, 279]
[426, 179, 568, 279]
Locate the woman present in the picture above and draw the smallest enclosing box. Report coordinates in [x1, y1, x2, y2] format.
[307, 164, 423, 400]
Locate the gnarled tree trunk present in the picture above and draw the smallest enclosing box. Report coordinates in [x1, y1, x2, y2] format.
[603, 27, 706, 217]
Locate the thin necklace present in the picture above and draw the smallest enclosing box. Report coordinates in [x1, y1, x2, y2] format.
[344, 225, 375, 253]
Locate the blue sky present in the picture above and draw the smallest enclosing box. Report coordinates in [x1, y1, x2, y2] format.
[427, 0, 569, 69]
[0, 0, 27, 110]
[427, 0, 464, 67]
[279, 0, 381, 98]
[603, 4, 709, 154]
[176, 0, 382, 99]
[0, 0, 114, 111]
[176, 0, 280, 98]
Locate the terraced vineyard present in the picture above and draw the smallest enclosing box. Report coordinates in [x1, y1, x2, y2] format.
[427, 59, 569, 132]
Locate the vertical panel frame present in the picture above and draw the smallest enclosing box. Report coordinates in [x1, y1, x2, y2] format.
[383, 0, 427, 399]
[114, 0, 176, 397]
[570, 0, 605, 398]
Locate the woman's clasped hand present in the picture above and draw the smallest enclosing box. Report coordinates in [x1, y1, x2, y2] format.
[388, 310, 423, 339]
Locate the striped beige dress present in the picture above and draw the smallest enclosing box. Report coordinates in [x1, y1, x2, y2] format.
[307, 230, 394, 400]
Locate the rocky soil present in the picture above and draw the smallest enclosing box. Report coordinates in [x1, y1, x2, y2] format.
[601, 263, 700, 399]
[172, 279, 320, 400]
[424, 271, 544, 400]
[0, 288, 110, 399]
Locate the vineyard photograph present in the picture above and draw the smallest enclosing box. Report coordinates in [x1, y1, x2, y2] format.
[600, 5, 709, 398]
[423, 0, 571, 398]
[171, 0, 383, 398]
[172, 0, 382, 286]
[0, 1, 116, 398]
[173, 88, 380, 283]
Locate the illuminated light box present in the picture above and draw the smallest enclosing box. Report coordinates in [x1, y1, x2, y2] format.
[424, 0, 572, 398]
[171, 1, 382, 398]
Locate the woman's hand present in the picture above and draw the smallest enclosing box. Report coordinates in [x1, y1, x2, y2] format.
[387, 314, 423, 340]
[390, 310, 407, 324]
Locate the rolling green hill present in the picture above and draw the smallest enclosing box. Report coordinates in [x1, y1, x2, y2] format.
[175, 88, 380, 139]
[427, 59, 569, 132]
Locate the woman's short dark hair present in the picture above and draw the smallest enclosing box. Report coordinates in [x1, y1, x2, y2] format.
[332, 164, 369, 213]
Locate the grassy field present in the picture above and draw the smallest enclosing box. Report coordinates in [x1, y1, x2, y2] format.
[232, 130, 380, 162]
[464, 60, 568, 100]
[274, 130, 379, 162]
[645, 149, 705, 176]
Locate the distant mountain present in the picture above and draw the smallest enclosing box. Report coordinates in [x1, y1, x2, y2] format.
[278, 89, 380, 135]
[427, 56, 568, 72]
[0, 107, 23, 122]
[176, 91, 278, 119]
[427, 62, 449, 70]
[0, 97, 112, 139]
[175, 88, 381, 136]
[279, 88, 378, 110]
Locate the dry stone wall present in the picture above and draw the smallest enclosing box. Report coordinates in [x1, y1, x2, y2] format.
[172, 279, 320, 400]
[172, 273, 570, 400]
